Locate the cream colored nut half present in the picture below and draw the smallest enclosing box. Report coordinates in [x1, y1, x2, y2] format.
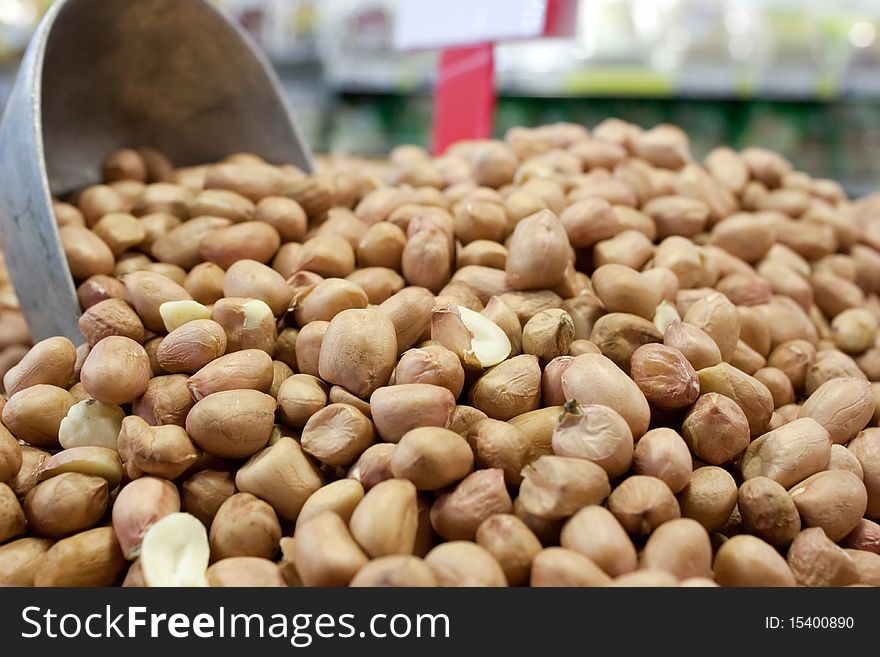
[140, 512, 209, 587]
[159, 300, 211, 333]
[59, 399, 126, 451]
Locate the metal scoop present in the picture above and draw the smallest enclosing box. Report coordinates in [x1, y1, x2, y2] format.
[0, 0, 313, 342]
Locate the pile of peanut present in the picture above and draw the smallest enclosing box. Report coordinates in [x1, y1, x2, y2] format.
[1, 119, 880, 587]
[0, 252, 31, 379]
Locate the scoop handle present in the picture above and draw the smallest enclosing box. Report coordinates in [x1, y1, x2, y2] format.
[0, 14, 81, 342]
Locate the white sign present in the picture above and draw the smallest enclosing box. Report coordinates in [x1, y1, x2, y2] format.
[393, 0, 549, 50]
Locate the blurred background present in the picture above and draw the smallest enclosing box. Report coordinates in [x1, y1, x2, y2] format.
[1, 0, 879, 195]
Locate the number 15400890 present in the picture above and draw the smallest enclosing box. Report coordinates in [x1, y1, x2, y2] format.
[765, 617, 854, 629]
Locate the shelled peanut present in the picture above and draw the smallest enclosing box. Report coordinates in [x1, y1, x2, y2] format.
[2, 122, 880, 587]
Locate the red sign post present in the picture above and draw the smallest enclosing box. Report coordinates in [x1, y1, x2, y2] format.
[393, 0, 577, 154]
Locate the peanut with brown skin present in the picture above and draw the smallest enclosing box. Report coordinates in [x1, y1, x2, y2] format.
[349, 555, 436, 587]
[798, 377, 875, 445]
[521, 309, 574, 361]
[79, 298, 145, 347]
[829, 443, 864, 478]
[211, 297, 276, 355]
[0, 538, 54, 586]
[276, 373, 327, 429]
[206, 557, 286, 587]
[292, 511, 368, 587]
[552, 401, 634, 479]
[188, 189, 254, 222]
[390, 427, 473, 491]
[424, 541, 507, 587]
[357, 222, 407, 270]
[607, 476, 680, 539]
[23, 473, 108, 539]
[518, 456, 610, 520]
[224, 260, 294, 317]
[663, 321, 722, 371]
[640, 518, 713, 580]
[378, 286, 434, 353]
[209, 492, 281, 561]
[3, 336, 77, 396]
[402, 229, 452, 293]
[531, 547, 611, 587]
[561, 297, 602, 343]
[430, 469, 513, 541]
[631, 343, 700, 410]
[181, 469, 236, 527]
[34, 527, 126, 587]
[60, 226, 116, 280]
[697, 362, 774, 436]
[187, 349, 274, 400]
[789, 470, 868, 541]
[843, 519, 880, 554]
[589, 312, 662, 374]
[81, 336, 151, 405]
[678, 466, 737, 533]
[606, 569, 679, 587]
[235, 437, 324, 523]
[318, 309, 397, 398]
[132, 374, 193, 426]
[269, 360, 293, 398]
[561, 353, 650, 439]
[560, 505, 637, 577]
[591, 264, 660, 319]
[298, 479, 365, 528]
[393, 345, 465, 397]
[559, 197, 619, 248]
[370, 383, 456, 443]
[292, 278, 368, 325]
[301, 403, 375, 467]
[253, 196, 306, 242]
[117, 415, 201, 479]
[805, 350, 866, 396]
[505, 210, 570, 291]
[475, 514, 542, 586]
[2, 385, 75, 448]
[466, 418, 544, 486]
[738, 477, 801, 547]
[137, 212, 181, 256]
[156, 319, 227, 374]
[132, 182, 192, 217]
[632, 428, 692, 494]
[346, 267, 404, 304]
[754, 367, 796, 408]
[0, 424, 22, 485]
[0, 483, 27, 544]
[184, 262, 226, 305]
[541, 355, 573, 406]
[682, 393, 750, 465]
[714, 535, 796, 587]
[122, 270, 193, 333]
[767, 339, 816, 393]
[349, 479, 418, 558]
[741, 418, 832, 488]
[111, 476, 180, 558]
[185, 389, 276, 459]
[470, 355, 541, 421]
[348, 443, 397, 491]
[12, 446, 49, 497]
[787, 527, 859, 587]
[848, 428, 880, 519]
[844, 549, 880, 585]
